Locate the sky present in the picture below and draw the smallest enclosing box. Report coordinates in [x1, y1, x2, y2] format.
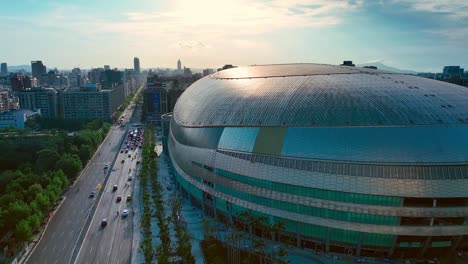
[1, 0, 467, 72]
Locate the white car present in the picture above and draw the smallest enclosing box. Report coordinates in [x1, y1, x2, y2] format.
[122, 209, 129, 217]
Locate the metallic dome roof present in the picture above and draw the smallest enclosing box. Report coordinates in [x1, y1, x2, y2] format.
[173, 63, 468, 127]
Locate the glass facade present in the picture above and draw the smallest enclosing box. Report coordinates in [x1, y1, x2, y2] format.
[282, 126, 468, 163]
[167, 63, 468, 258]
[213, 167, 401, 206]
[218, 127, 259, 152]
[176, 167, 395, 247]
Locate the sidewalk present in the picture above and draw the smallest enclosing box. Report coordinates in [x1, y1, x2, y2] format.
[158, 153, 205, 264]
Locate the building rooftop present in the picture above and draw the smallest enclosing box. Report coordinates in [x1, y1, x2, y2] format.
[174, 63, 468, 128]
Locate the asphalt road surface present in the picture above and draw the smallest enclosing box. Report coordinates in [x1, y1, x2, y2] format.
[26, 91, 142, 264]
[75, 105, 142, 264]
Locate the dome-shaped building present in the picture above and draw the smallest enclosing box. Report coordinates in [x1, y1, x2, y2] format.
[165, 63, 468, 258]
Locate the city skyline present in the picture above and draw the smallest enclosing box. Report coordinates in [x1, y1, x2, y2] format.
[1, 0, 467, 72]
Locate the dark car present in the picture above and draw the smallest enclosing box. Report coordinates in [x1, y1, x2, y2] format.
[120, 150, 124, 153]
[112, 185, 118, 191]
[101, 219, 108, 227]
[116, 196, 122, 202]
[121, 159, 125, 163]
[89, 191, 96, 198]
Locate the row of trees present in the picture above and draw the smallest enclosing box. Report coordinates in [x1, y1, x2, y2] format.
[112, 93, 135, 123]
[170, 194, 195, 263]
[202, 211, 290, 264]
[147, 124, 172, 263]
[139, 127, 154, 263]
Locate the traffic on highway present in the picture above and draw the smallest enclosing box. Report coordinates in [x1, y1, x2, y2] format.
[26, 88, 144, 264]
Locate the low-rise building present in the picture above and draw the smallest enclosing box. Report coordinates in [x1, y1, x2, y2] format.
[0, 109, 40, 128]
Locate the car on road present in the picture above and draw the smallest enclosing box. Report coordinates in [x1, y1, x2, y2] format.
[120, 150, 124, 153]
[127, 154, 131, 158]
[116, 196, 122, 202]
[104, 164, 109, 169]
[89, 191, 96, 198]
[113, 185, 118, 191]
[127, 195, 132, 201]
[136, 160, 140, 165]
[121, 159, 125, 163]
[101, 219, 108, 227]
[128, 176, 133, 181]
[122, 209, 129, 217]
[125, 149, 129, 153]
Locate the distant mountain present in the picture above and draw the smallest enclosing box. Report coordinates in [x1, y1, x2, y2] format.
[356, 62, 417, 74]
[7, 65, 31, 72]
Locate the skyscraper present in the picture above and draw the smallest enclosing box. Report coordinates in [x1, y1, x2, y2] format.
[10, 74, 32, 91]
[134, 57, 140, 74]
[177, 59, 182, 71]
[31, 61, 46, 79]
[0, 63, 7, 75]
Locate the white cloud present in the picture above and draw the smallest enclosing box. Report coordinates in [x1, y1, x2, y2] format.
[0, 1, 365, 67]
[389, 0, 468, 19]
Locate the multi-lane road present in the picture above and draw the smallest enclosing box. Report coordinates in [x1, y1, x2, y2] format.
[26, 91, 143, 264]
[75, 107, 142, 264]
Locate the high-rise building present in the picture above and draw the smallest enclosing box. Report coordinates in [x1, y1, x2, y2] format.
[143, 86, 168, 123]
[61, 86, 121, 120]
[88, 68, 104, 84]
[10, 74, 32, 91]
[101, 69, 123, 88]
[1, 63, 7, 75]
[166, 63, 468, 259]
[177, 59, 182, 71]
[69, 68, 82, 88]
[0, 90, 9, 113]
[183, 67, 192, 77]
[18, 87, 58, 118]
[202, 68, 213, 76]
[443, 66, 464, 79]
[134, 57, 140, 74]
[31, 61, 47, 79]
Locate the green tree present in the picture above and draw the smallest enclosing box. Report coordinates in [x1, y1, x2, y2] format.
[4, 201, 31, 231]
[35, 192, 50, 212]
[0, 170, 16, 193]
[35, 148, 60, 173]
[26, 183, 43, 203]
[15, 219, 32, 241]
[55, 153, 82, 178]
[78, 144, 93, 163]
[28, 214, 42, 231]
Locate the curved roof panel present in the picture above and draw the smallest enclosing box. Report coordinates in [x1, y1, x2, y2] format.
[174, 63, 468, 127]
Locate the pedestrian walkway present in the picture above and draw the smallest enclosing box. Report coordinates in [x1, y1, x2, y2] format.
[158, 153, 205, 264]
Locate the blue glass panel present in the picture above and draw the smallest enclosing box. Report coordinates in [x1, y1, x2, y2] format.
[218, 127, 259, 152]
[282, 125, 468, 163]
